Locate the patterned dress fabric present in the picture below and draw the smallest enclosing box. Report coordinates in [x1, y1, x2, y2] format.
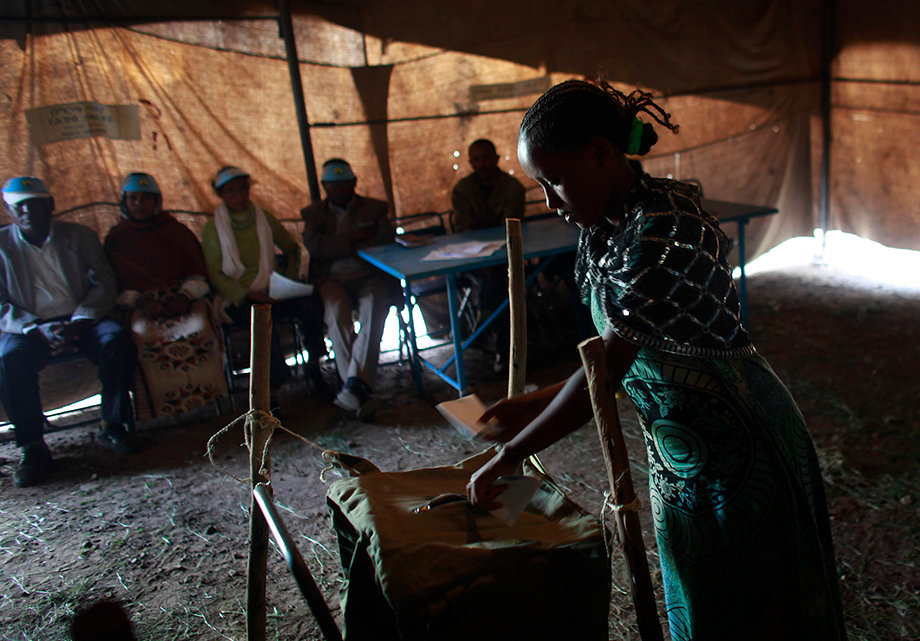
[105, 214, 227, 418]
[579, 177, 846, 640]
[129, 297, 226, 419]
[576, 177, 752, 357]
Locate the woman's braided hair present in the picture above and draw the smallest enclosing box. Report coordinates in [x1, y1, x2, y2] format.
[520, 79, 678, 156]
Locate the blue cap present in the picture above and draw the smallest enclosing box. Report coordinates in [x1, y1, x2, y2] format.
[321, 160, 356, 183]
[121, 172, 161, 197]
[213, 166, 250, 191]
[3, 176, 52, 206]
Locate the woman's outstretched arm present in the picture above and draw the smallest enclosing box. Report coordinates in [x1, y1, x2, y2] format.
[468, 328, 638, 506]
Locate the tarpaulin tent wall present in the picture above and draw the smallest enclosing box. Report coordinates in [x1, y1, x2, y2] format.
[1, 0, 918, 267]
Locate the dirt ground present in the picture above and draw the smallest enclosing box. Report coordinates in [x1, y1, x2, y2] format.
[1, 262, 918, 641]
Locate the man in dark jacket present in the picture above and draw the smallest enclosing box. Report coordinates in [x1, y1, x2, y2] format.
[300, 160, 398, 418]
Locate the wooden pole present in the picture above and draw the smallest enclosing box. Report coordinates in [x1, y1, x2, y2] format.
[247, 305, 273, 641]
[506, 219, 526, 398]
[505, 220, 547, 473]
[578, 336, 663, 641]
[276, 0, 321, 202]
[505, 219, 550, 474]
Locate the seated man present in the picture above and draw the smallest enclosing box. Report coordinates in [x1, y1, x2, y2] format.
[450, 139, 525, 371]
[0, 176, 139, 488]
[451, 138, 526, 234]
[301, 159, 399, 418]
[201, 166, 329, 405]
[104, 173, 227, 417]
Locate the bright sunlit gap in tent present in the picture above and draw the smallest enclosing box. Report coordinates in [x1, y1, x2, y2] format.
[290, 305, 435, 366]
[740, 230, 920, 293]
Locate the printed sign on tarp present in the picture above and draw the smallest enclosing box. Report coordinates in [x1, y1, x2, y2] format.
[469, 76, 551, 102]
[26, 102, 141, 145]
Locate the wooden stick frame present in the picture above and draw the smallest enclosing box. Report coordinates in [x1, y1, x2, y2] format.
[244, 305, 342, 640]
[253, 485, 343, 641]
[505, 219, 526, 398]
[247, 305, 272, 641]
[578, 336, 663, 641]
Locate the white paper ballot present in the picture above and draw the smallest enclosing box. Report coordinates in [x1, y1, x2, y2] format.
[422, 240, 505, 262]
[436, 394, 502, 440]
[269, 271, 314, 300]
[490, 475, 542, 527]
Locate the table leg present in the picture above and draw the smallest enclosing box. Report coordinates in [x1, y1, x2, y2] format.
[415, 254, 568, 396]
[735, 218, 749, 326]
[403, 284, 424, 395]
[445, 274, 467, 395]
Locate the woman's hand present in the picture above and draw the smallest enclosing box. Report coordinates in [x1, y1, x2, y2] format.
[163, 292, 192, 317]
[469, 374, 596, 509]
[479, 383, 563, 443]
[136, 294, 167, 319]
[466, 449, 520, 510]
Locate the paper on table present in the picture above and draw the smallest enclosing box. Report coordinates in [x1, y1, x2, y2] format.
[422, 240, 505, 261]
[490, 475, 542, 527]
[269, 271, 314, 300]
[436, 394, 502, 440]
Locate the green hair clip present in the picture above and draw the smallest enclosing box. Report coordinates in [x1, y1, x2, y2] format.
[626, 117, 644, 155]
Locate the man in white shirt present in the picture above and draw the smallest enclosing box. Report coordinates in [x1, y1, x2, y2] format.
[0, 176, 140, 488]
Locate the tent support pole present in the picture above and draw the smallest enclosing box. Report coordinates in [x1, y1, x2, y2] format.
[818, 0, 836, 248]
[277, 0, 321, 203]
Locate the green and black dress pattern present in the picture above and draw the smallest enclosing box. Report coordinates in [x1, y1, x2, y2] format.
[576, 177, 846, 640]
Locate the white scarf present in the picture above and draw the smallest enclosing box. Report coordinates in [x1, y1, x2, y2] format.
[214, 201, 274, 293]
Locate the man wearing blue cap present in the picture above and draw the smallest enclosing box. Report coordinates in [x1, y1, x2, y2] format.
[104, 173, 227, 417]
[1, 176, 140, 487]
[301, 159, 399, 418]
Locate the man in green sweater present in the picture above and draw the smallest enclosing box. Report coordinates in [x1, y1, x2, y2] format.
[202, 167, 329, 405]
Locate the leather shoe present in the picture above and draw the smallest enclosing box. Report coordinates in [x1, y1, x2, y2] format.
[99, 423, 143, 454]
[333, 377, 378, 421]
[13, 441, 53, 487]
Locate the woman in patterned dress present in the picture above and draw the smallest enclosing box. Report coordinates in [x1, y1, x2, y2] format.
[467, 80, 847, 640]
[105, 173, 227, 417]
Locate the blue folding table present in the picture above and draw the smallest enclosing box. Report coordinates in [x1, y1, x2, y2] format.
[359, 202, 776, 395]
[702, 198, 780, 325]
[358, 218, 580, 396]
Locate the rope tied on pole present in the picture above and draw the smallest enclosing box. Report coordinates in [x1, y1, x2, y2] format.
[603, 491, 643, 514]
[206, 409, 342, 484]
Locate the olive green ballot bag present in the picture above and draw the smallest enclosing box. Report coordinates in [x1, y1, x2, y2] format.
[325, 449, 611, 641]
